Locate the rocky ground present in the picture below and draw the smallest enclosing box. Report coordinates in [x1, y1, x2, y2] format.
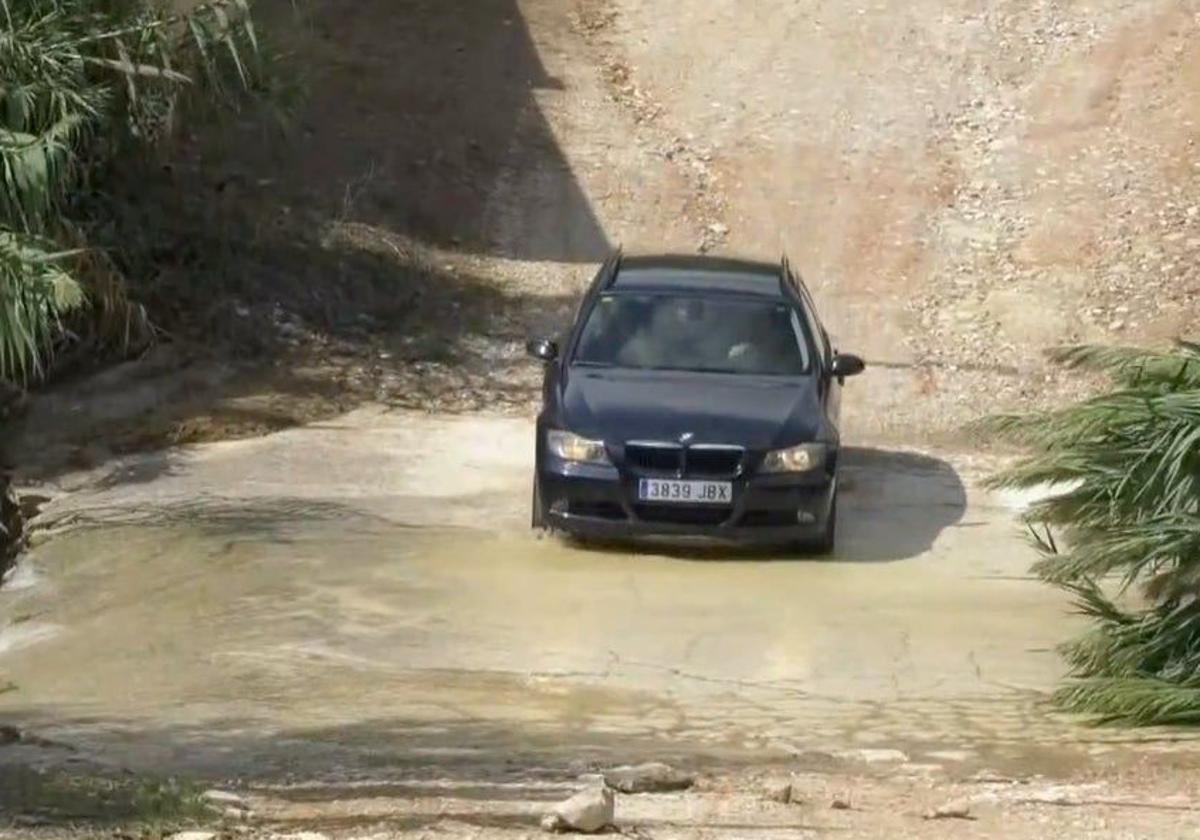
[3, 758, 1200, 839]
[571, 0, 1200, 435]
[10, 0, 1200, 473]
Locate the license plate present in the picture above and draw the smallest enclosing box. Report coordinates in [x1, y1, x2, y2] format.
[638, 479, 732, 505]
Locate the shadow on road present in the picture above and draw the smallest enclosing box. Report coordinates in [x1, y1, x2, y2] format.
[7, 0, 609, 479]
[9, 233, 579, 482]
[243, 0, 611, 264]
[836, 446, 967, 563]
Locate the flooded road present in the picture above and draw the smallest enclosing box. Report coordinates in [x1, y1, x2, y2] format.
[0, 411, 1189, 782]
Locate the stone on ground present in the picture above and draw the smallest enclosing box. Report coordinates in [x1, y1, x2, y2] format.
[541, 785, 615, 834]
[763, 778, 794, 804]
[924, 799, 974, 820]
[603, 762, 695, 793]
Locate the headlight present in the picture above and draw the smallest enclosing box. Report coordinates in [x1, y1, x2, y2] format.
[761, 443, 825, 473]
[547, 430, 610, 464]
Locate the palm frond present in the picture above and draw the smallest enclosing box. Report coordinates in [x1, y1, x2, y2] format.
[1054, 678, 1200, 726]
[1049, 343, 1200, 388]
[0, 0, 263, 384]
[979, 340, 1200, 726]
[0, 227, 83, 381]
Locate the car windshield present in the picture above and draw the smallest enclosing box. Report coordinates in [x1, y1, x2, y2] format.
[573, 293, 810, 375]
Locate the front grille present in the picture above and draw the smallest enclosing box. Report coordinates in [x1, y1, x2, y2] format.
[686, 447, 744, 478]
[624, 443, 683, 474]
[623, 443, 744, 477]
[634, 505, 731, 526]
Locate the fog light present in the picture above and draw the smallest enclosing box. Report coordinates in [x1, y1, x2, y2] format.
[796, 510, 816, 524]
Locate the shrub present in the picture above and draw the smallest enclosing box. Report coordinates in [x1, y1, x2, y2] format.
[982, 342, 1200, 725]
[0, 0, 259, 382]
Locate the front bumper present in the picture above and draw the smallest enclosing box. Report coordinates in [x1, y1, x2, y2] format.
[538, 457, 835, 546]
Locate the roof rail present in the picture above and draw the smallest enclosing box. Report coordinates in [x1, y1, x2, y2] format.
[602, 246, 624, 290]
[582, 247, 623, 300]
[779, 253, 798, 297]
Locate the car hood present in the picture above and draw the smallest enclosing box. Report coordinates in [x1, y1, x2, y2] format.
[561, 369, 826, 449]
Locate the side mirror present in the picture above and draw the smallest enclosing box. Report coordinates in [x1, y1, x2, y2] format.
[830, 353, 865, 379]
[525, 338, 559, 362]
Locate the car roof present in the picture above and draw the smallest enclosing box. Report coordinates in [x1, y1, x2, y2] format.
[610, 254, 786, 298]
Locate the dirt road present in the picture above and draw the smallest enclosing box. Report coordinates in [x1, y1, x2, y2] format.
[2, 413, 1053, 775]
[4, 412, 1200, 836]
[38, 0, 1188, 455]
[4, 0, 1200, 836]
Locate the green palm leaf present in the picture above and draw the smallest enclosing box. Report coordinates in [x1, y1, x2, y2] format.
[0, 0, 262, 384]
[0, 228, 82, 380]
[981, 341, 1200, 726]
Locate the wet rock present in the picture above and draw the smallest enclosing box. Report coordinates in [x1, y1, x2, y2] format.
[924, 799, 974, 820]
[541, 785, 614, 834]
[603, 762, 694, 793]
[763, 778, 794, 804]
[17, 491, 51, 521]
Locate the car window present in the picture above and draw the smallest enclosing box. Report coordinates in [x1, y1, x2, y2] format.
[790, 271, 829, 369]
[573, 294, 810, 376]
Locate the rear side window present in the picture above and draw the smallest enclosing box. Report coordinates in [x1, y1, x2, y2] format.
[573, 294, 811, 376]
[791, 273, 830, 368]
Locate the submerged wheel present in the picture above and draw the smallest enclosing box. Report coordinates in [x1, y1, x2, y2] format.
[531, 478, 545, 530]
[812, 491, 838, 555]
[793, 489, 837, 557]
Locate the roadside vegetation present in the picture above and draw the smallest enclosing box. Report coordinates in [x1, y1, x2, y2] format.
[0, 764, 212, 827]
[982, 342, 1200, 725]
[0, 0, 261, 386]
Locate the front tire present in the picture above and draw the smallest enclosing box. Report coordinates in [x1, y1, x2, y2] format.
[812, 491, 837, 555]
[531, 478, 545, 530]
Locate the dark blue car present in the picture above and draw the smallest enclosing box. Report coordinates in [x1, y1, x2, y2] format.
[527, 253, 865, 552]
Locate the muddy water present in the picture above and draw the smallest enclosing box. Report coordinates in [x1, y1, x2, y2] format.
[2, 417, 1195, 781]
[0, 501, 1108, 778]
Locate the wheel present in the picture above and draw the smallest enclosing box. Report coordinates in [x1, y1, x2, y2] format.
[811, 491, 838, 555]
[793, 489, 836, 557]
[531, 477, 545, 530]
